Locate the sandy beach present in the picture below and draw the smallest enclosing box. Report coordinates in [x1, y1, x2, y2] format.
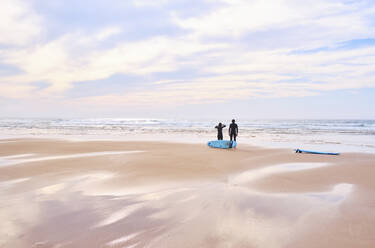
[1, 138, 375, 248]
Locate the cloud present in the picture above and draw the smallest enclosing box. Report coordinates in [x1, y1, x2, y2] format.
[132, 0, 173, 7]
[174, 0, 297, 37]
[0, 0, 375, 113]
[0, 0, 42, 46]
[0, 84, 36, 99]
[65, 41, 375, 107]
[174, 0, 375, 49]
[0, 27, 226, 97]
[94, 27, 122, 41]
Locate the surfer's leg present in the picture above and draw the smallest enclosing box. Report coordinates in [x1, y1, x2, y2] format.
[233, 134, 237, 141]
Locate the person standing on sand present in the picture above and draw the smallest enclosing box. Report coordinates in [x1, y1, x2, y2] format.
[215, 122, 226, 140]
[229, 119, 238, 141]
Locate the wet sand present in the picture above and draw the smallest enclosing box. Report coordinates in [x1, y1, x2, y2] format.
[0, 139, 375, 248]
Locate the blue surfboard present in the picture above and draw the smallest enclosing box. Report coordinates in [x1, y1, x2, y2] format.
[207, 140, 237, 149]
[295, 149, 339, 155]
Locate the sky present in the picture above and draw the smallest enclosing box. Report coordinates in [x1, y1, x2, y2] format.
[0, 0, 374, 119]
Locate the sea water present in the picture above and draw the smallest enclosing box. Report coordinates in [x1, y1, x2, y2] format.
[0, 118, 374, 153]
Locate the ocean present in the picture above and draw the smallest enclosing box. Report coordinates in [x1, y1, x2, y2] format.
[0, 118, 374, 153]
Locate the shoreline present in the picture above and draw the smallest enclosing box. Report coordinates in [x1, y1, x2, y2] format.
[1, 132, 373, 154]
[1, 118, 374, 154]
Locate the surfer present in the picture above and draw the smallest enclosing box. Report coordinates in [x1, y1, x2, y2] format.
[215, 123, 226, 140]
[229, 119, 238, 141]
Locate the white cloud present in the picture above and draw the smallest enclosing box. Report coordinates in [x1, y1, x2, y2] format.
[0, 29, 226, 97]
[174, 0, 375, 49]
[94, 27, 122, 41]
[175, 0, 297, 37]
[0, 0, 375, 109]
[0, 84, 36, 99]
[0, 0, 42, 46]
[66, 42, 375, 107]
[132, 0, 172, 7]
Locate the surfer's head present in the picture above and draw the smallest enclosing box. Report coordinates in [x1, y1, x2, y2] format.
[232, 119, 235, 123]
[218, 122, 222, 126]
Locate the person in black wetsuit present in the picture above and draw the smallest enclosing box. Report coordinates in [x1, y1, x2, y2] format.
[229, 119, 238, 141]
[215, 122, 226, 140]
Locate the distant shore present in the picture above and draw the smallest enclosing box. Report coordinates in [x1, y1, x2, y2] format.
[1, 138, 375, 247]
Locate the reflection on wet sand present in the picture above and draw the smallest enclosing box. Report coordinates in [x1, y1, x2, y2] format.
[0, 151, 144, 167]
[1, 139, 375, 248]
[0, 176, 355, 247]
[1, 180, 354, 248]
[230, 162, 330, 185]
